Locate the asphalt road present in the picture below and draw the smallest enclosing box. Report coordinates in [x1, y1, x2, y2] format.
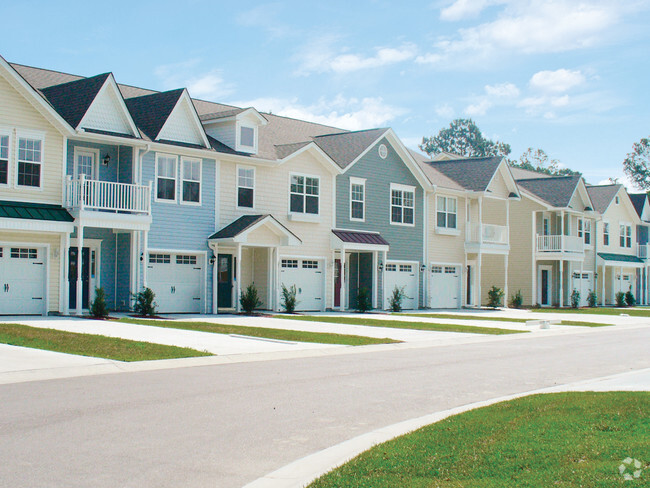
[1, 325, 648, 488]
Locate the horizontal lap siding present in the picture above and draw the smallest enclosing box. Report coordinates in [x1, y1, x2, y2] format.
[67, 140, 133, 183]
[481, 254, 507, 306]
[427, 192, 466, 264]
[508, 196, 540, 306]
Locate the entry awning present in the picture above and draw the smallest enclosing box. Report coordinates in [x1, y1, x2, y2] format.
[597, 252, 645, 268]
[0, 200, 75, 232]
[208, 214, 301, 246]
[331, 229, 390, 252]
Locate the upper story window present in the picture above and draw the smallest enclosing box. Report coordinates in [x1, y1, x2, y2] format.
[17, 137, 43, 188]
[156, 154, 177, 202]
[181, 158, 201, 204]
[603, 221, 610, 246]
[237, 166, 255, 209]
[584, 219, 591, 245]
[437, 196, 457, 229]
[620, 224, 632, 248]
[290, 174, 319, 214]
[615, 196, 620, 205]
[240, 126, 255, 148]
[0, 134, 8, 185]
[390, 184, 415, 226]
[350, 178, 365, 221]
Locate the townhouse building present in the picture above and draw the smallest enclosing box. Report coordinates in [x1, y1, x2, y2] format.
[628, 192, 650, 304]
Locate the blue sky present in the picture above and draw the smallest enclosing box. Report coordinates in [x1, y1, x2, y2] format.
[3, 1, 650, 186]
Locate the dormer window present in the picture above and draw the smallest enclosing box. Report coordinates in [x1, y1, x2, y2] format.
[237, 123, 257, 153]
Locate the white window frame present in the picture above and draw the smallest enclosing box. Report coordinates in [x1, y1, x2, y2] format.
[15, 131, 45, 190]
[236, 165, 256, 210]
[155, 153, 178, 203]
[236, 121, 257, 153]
[73, 147, 99, 180]
[436, 195, 458, 232]
[583, 219, 592, 247]
[620, 222, 632, 248]
[180, 157, 201, 205]
[390, 183, 415, 227]
[289, 172, 320, 217]
[349, 177, 365, 222]
[0, 130, 10, 188]
[603, 221, 610, 246]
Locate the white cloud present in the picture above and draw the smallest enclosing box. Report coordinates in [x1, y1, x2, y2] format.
[464, 99, 492, 116]
[435, 103, 455, 118]
[155, 60, 234, 100]
[439, 0, 506, 21]
[529, 69, 586, 92]
[235, 3, 290, 38]
[485, 82, 520, 98]
[463, 81, 520, 115]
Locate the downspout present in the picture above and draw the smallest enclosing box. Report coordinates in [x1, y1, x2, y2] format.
[135, 144, 152, 292]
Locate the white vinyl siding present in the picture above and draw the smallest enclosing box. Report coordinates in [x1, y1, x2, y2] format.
[16, 136, 43, 188]
[237, 166, 255, 209]
[0, 133, 9, 185]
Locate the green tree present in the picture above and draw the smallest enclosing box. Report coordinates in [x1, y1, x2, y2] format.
[622, 136, 650, 190]
[420, 119, 511, 159]
[511, 147, 581, 176]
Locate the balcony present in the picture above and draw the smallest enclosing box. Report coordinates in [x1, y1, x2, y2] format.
[465, 223, 509, 254]
[536, 234, 584, 254]
[638, 244, 649, 259]
[65, 176, 151, 215]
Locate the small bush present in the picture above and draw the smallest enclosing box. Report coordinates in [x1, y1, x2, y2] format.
[356, 287, 372, 313]
[133, 287, 157, 316]
[510, 290, 523, 309]
[388, 285, 408, 312]
[587, 290, 598, 308]
[487, 286, 505, 308]
[90, 287, 109, 318]
[570, 289, 581, 309]
[240, 283, 262, 314]
[625, 289, 635, 306]
[281, 284, 298, 313]
[615, 291, 626, 307]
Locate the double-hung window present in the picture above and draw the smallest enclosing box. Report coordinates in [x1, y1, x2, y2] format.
[603, 222, 610, 246]
[181, 158, 201, 204]
[17, 137, 42, 188]
[156, 155, 177, 201]
[437, 196, 457, 229]
[390, 184, 415, 225]
[290, 174, 319, 214]
[577, 218, 583, 239]
[350, 178, 365, 221]
[237, 167, 255, 208]
[584, 219, 591, 245]
[0, 134, 8, 185]
[620, 224, 632, 248]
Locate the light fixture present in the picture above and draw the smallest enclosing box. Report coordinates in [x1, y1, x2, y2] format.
[140, 252, 144, 262]
[378, 261, 383, 272]
[102, 154, 111, 166]
[420, 264, 427, 273]
[209, 255, 216, 265]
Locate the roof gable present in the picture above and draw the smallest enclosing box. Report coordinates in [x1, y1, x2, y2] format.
[157, 90, 210, 147]
[586, 184, 621, 214]
[313, 128, 388, 169]
[517, 175, 583, 208]
[125, 89, 184, 141]
[628, 193, 650, 221]
[40, 73, 110, 128]
[429, 156, 502, 192]
[78, 74, 139, 136]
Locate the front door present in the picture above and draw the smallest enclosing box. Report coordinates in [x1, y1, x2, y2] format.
[334, 259, 341, 308]
[539, 267, 552, 306]
[69, 247, 90, 310]
[217, 254, 233, 308]
[466, 265, 472, 305]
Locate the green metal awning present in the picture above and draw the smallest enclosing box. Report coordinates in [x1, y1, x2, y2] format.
[0, 200, 74, 222]
[597, 252, 644, 264]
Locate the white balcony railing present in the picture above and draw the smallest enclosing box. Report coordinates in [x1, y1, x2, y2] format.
[536, 234, 584, 253]
[65, 176, 151, 214]
[466, 223, 508, 245]
[638, 244, 649, 259]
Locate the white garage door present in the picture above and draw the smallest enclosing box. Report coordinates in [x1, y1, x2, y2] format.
[571, 272, 592, 307]
[147, 253, 203, 313]
[280, 258, 324, 311]
[0, 246, 46, 315]
[430, 264, 461, 309]
[384, 262, 418, 310]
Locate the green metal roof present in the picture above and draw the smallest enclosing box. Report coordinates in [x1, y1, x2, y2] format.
[0, 200, 74, 222]
[597, 252, 644, 264]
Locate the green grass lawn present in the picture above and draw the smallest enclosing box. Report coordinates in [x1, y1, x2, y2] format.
[279, 315, 526, 335]
[400, 313, 612, 327]
[309, 392, 650, 488]
[0, 323, 212, 361]
[119, 318, 398, 346]
[533, 307, 650, 318]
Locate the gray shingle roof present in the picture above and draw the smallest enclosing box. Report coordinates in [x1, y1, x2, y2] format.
[209, 214, 301, 243]
[425, 157, 503, 192]
[509, 166, 553, 180]
[586, 184, 621, 214]
[517, 175, 583, 208]
[124, 89, 184, 141]
[275, 141, 311, 160]
[628, 193, 647, 218]
[199, 108, 244, 121]
[312, 128, 388, 169]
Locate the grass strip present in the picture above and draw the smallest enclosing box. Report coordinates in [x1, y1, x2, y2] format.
[279, 315, 526, 335]
[533, 307, 650, 317]
[0, 323, 212, 361]
[401, 312, 611, 327]
[119, 318, 398, 346]
[309, 391, 650, 488]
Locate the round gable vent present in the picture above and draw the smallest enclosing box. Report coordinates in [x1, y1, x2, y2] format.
[378, 144, 388, 159]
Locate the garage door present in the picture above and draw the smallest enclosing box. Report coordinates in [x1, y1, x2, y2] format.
[147, 253, 203, 313]
[384, 262, 418, 310]
[280, 258, 324, 311]
[571, 272, 592, 307]
[0, 246, 46, 315]
[430, 264, 461, 308]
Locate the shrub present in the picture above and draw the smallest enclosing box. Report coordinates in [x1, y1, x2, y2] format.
[281, 284, 298, 313]
[510, 290, 523, 309]
[587, 290, 598, 308]
[487, 286, 505, 308]
[625, 289, 635, 306]
[133, 287, 157, 316]
[240, 283, 262, 314]
[570, 289, 581, 309]
[90, 287, 109, 318]
[388, 285, 408, 312]
[615, 291, 626, 307]
[356, 287, 372, 313]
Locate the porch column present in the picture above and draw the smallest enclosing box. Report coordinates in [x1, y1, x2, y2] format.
[75, 224, 84, 316]
[142, 230, 149, 289]
[477, 252, 482, 307]
[504, 254, 509, 308]
[382, 250, 388, 310]
[235, 243, 242, 313]
[129, 231, 138, 304]
[275, 246, 281, 311]
[559, 259, 564, 308]
[601, 263, 606, 306]
[619, 267, 623, 296]
[340, 249, 347, 310]
[212, 244, 219, 314]
[62, 233, 70, 315]
[478, 197, 483, 244]
[580, 261, 584, 306]
[560, 210, 565, 251]
[268, 247, 274, 310]
[372, 251, 378, 309]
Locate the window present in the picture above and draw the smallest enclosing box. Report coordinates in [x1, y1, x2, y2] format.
[431, 266, 442, 273]
[176, 255, 197, 265]
[290, 174, 319, 214]
[0, 135, 8, 185]
[577, 218, 583, 238]
[390, 185, 415, 225]
[615, 196, 620, 204]
[399, 264, 413, 272]
[378, 144, 388, 159]
[620, 224, 632, 248]
[437, 196, 457, 229]
[156, 155, 177, 201]
[11, 248, 37, 259]
[240, 126, 255, 148]
[17, 137, 42, 187]
[181, 158, 201, 204]
[385, 264, 397, 272]
[302, 260, 319, 269]
[74, 148, 98, 179]
[237, 167, 255, 208]
[584, 219, 591, 245]
[444, 266, 456, 274]
[149, 254, 171, 264]
[603, 222, 610, 246]
[281, 259, 298, 268]
[350, 178, 365, 221]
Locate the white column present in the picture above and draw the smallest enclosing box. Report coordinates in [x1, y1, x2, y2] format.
[212, 245, 219, 314]
[559, 260, 564, 308]
[235, 243, 242, 313]
[275, 247, 281, 311]
[268, 247, 274, 310]
[382, 250, 388, 310]
[504, 254, 509, 308]
[142, 230, 149, 289]
[372, 251, 378, 309]
[478, 197, 483, 244]
[477, 252, 482, 307]
[561, 210, 565, 251]
[62, 233, 70, 315]
[580, 261, 584, 306]
[75, 224, 84, 316]
[601, 263, 606, 306]
[340, 249, 347, 310]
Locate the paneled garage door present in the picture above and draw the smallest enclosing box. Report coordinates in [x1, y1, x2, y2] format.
[571, 272, 592, 307]
[0, 246, 46, 315]
[429, 264, 461, 309]
[280, 258, 324, 311]
[147, 253, 203, 313]
[384, 262, 418, 310]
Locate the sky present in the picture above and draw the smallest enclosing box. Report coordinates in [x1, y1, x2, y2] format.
[3, 0, 650, 188]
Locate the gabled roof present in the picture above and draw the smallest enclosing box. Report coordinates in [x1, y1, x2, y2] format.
[40, 73, 110, 128]
[275, 141, 311, 160]
[124, 89, 184, 141]
[312, 128, 388, 169]
[209, 214, 268, 239]
[586, 184, 621, 214]
[509, 166, 553, 180]
[425, 156, 503, 192]
[208, 214, 301, 245]
[628, 193, 648, 218]
[517, 175, 584, 208]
